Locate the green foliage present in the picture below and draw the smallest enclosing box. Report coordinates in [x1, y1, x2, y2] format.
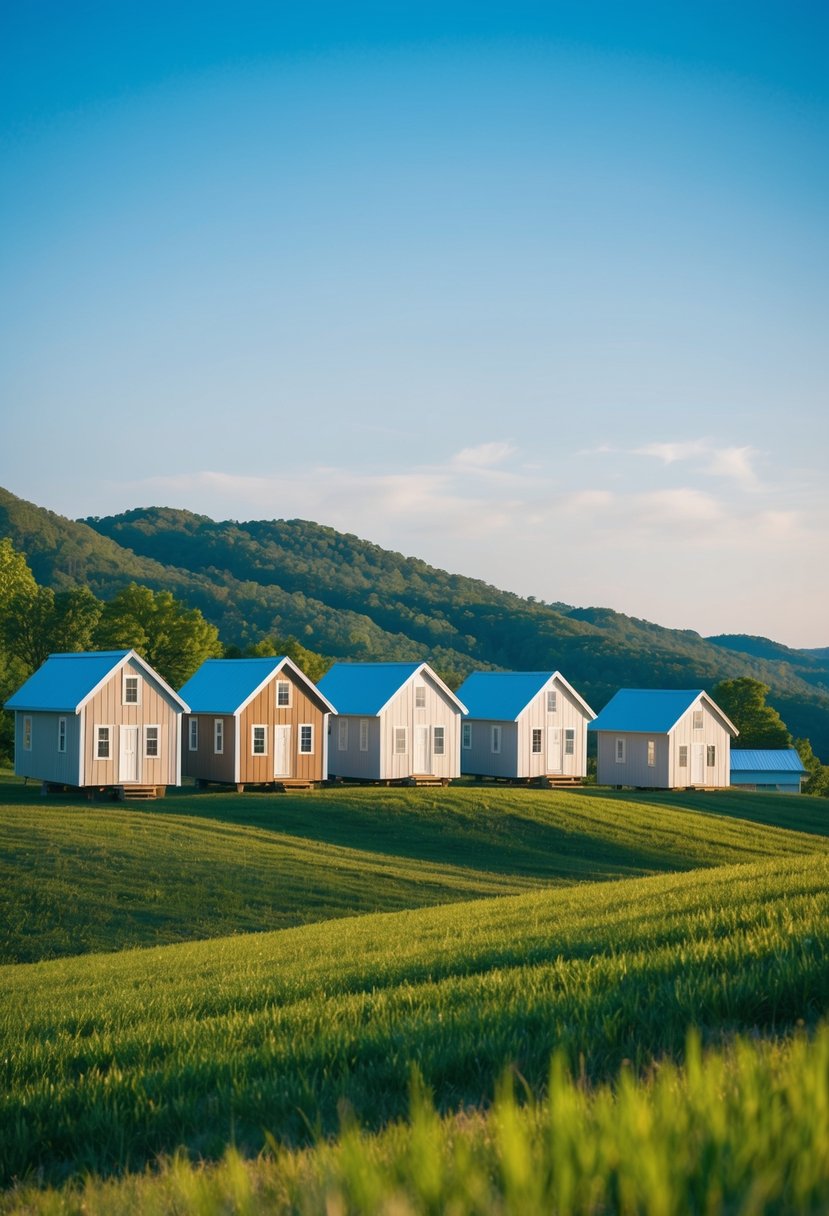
[94, 583, 222, 687]
[1, 853, 827, 1185]
[713, 676, 792, 748]
[795, 737, 829, 797]
[0, 538, 37, 611]
[231, 634, 333, 683]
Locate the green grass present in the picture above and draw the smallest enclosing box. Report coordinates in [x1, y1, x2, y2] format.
[2, 852, 827, 1186]
[2, 777, 826, 964]
[4, 1027, 827, 1214]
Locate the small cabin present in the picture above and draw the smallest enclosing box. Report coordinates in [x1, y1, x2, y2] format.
[4, 649, 188, 796]
[730, 748, 808, 794]
[178, 657, 336, 789]
[590, 688, 737, 789]
[455, 670, 595, 782]
[317, 661, 467, 783]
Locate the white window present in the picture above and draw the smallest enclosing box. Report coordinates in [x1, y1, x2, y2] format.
[415, 685, 426, 708]
[462, 721, 472, 750]
[145, 726, 159, 758]
[531, 728, 542, 754]
[707, 745, 716, 767]
[123, 674, 140, 705]
[359, 719, 369, 752]
[276, 680, 291, 708]
[394, 727, 407, 755]
[433, 726, 445, 756]
[647, 740, 655, 767]
[679, 745, 688, 768]
[615, 737, 626, 764]
[252, 725, 267, 755]
[547, 690, 557, 713]
[299, 724, 314, 754]
[96, 725, 111, 760]
[57, 717, 66, 753]
[338, 719, 349, 751]
[214, 719, 224, 755]
[564, 729, 575, 756]
[692, 710, 704, 731]
[491, 725, 502, 754]
[22, 716, 32, 751]
[189, 719, 199, 751]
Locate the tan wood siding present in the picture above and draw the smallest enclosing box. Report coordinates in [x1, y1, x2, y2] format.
[83, 659, 180, 786]
[182, 714, 236, 783]
[237, 668, 327, 784]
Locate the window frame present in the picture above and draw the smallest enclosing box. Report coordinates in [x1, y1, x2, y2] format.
[615, 737, 626, 764]
[123, 673, 141, 706]
[96, 725, 111, 760]
[276, 680, 291, 709]
[692, 709, 704, 731]
[144, 725, 160, 759]
[462, 721, 472, 750]
[214, 719, 224, 755]
[299, 724, 314, 755]
[531, 728, 542, 754]
[394, 727, 407, 755]
[359, 719, 369, 752]
[189, 718, 199, 752]
[707, 744, 716, 768]
[415, 684, 426, 709]
[547, 690, 557, 713]
[679, 745, 688, 768]
[433, 725, 445, 756]
[22, 715, 32, 751]
[338, 718, 349, 751]
[251, 724, 267, 756]
[491, 725, 502, 754]
[57, 716, 67, 754]
[564, 729, 575, 756]
[647, 739, 655, 768]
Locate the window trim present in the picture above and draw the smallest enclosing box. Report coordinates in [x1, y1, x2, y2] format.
[22, 715, 32, 752]
[564, 729, 575, 757]
[692, 709, 704, 731]
[96, 725, 111, 761]
[615, 737, 626, 764]
[707, 744, 716, 768]
[415, 684, 427, 709]
[531, 728, 542, 754]
[122, 673, 141, 706]
[276, 680, 291, 708]
[462, 721, 472, 750]
[359, 719, 369, 752]
[189, 718, 199, 752]
[491, 725, 502, 755]
[57, 716, 67, 754]
[394, 727, 407, 755]
[214, 719, 224, 755]
[679, 745, 688, 768]
[433, 725, 445, 756]
[299, 724, 314, 755]
[144, 724, 160, 759]
[338, 718, 349, 751]
[251, 724, 267, 756]
[547, 690, 557, 713]
[647, 739, 655, 768]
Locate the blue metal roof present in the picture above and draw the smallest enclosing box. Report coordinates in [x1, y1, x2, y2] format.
[589, 689, 708, 734]
[317, 662, 427, 716]
[178, 658, 291, 714]
[730, 748, 807, 774]
[456, 671, 557, 721]
[5, 651, 133, 712]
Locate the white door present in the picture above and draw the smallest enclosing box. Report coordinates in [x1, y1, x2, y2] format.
[119, 726, 139, 782]
[274, 725, 291, 777]
[691, 743, 705, 784]
[414, 725, 430, 773]
[547, 727, 562, 773]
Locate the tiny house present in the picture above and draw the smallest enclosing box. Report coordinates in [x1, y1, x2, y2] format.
[4, 649, 188, 795]
[178, 657, 336, 789]
[590, 688, 737, 789]
[455, 670, 595, 782]
[317, 661, 467, 783]
[730, 748, 808, 794]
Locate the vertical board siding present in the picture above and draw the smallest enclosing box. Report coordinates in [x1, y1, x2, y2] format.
[182, 714, 235, 783]
[328, 715, 381, 780]
[85, 660, 180, 786]
[462, 677, 591, 780]
[238, 668, 327, 784]
[596, 702, 731, 789]
[15, 711, 81, 786]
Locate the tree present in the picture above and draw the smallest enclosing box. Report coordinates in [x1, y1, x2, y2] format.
[794, 737, 829, 798]
[230, 634, 332, 683]
[2, 585, 103, 671]
[0, 538, 37, 613]
[94, 583, 222, 688]
[712, 677, 791, 749]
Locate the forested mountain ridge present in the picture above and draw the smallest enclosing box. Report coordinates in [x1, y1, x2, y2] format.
[1, 486, 827, 755]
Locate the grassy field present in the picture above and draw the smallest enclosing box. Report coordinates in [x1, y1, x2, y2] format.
[2, 772, 828, 1210]
[2, 775, 826, 963]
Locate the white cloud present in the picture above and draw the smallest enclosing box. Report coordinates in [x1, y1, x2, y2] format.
[633, 440, 709, 464]
[705, 445, 759, 488]
[451, 441, 517, 469]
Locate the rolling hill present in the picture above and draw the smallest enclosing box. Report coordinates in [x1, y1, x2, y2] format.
[1, 484, 828, 754]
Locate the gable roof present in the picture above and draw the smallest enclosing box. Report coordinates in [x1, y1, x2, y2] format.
[456, 670, 595, 722]
[178, 657, 336, 716]
[317, 661, 467, 717]
[730, 748, 807, 774]
[589, 689, 738, 736]
[4, 650, 189, 714]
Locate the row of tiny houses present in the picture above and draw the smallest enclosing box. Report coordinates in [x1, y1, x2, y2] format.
[10, 649, 806, 796]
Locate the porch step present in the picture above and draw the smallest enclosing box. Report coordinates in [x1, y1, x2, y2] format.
[117, 784, 165, 800]
[535, 774, 583, 789]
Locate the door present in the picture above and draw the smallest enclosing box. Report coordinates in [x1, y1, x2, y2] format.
[119, 725, 139, 782]
[547, 727, 562, 773]
[414, 725, 430, 773]
[691, 743, 705, 785]
[274, 725, 291, 777]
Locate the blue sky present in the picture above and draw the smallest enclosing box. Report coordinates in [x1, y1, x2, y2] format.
[1, 2, 827, 647]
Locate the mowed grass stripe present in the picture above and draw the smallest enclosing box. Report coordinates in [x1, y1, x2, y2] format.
[2, 854, 827, 1183]
[2, 778, 826, 964]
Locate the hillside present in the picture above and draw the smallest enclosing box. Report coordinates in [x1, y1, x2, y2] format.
[4, 777, 826, 965]
[2, 485, 828, 754]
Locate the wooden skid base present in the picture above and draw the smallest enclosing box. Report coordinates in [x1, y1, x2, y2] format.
[117, 785, 165, 800]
